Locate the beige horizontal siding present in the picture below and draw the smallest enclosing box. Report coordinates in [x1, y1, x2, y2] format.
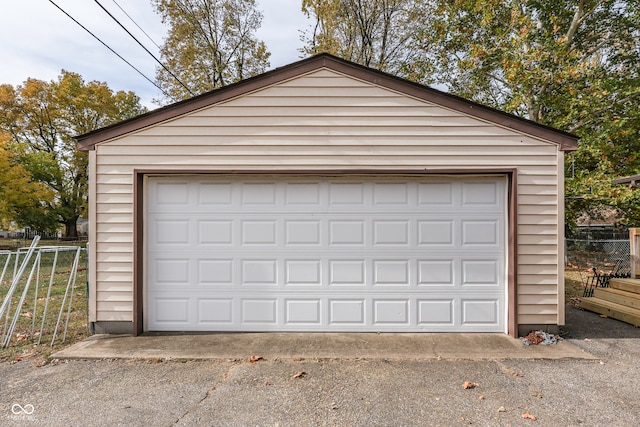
[518, 225, 557, 235]
[97, 156, 558, 167]
[108, 134, 549, 146]
[97, 144, 557, 157]
[518, 295, 558, 305]
[518, 314, 557, 325]
[518, 305, 557, 315]
[518, 245, 557, 255]
[190, 105, 466, 117]
[97, 293, 132, 304]
[136, 125, 525, 137]
[518, 284, 558, 294]
[165, 115, 496, 128]
[97, 252, 132, 263]
[91, 68, 563, 326]
[96, 203, 133, 215]
[97, 309, 131, 322]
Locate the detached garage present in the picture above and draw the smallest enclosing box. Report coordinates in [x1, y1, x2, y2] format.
[76, 54, 577, 337]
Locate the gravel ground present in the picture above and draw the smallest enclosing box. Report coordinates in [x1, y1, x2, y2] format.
[2, 305, 639, 426]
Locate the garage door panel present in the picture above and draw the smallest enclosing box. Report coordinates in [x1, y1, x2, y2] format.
[285, 221, 321, 245]
[152, 297, 190, 324]
[418, 260, 454, 286]
[152, 220, 190, 245]
[198, 182, 233, 205]
[241, 260, 278, 284]
[462, 259, 501, 286]
[146, 176, 506, 332]
[373, 183, 409, 205]
[241, 299, 278, 324]
[285, 299, 322, 325]
[329, 183, 365, 205]
[151, 258, 190, 284]
[462, 299, 501, 326]
[329, 299, 366, 325]
[147, 291, 504, 331]
[198, 220, 233, 245]
[285, 183, 322, 205]
[241, 220, 277, 245]
[462, 181, 499, 206]
[241, 183, 277, 205]
[418, 220, 454, 245]
[329, 220, 366, 245]
[197, 299, 233, 324]
[418, 182, 454, 206]
[198, 259, 233, 284]
[461, 220, 500, 246]
[373, 300, 410, 325]
[153, 182, 190, 206]
[418, 299, 455, 325]
[285, 260, 322, 285]
[373, 260, 410, 285]
[373, 221, 410, 245]
[147, 254, 503, 291]
[329, 259, 366, 285]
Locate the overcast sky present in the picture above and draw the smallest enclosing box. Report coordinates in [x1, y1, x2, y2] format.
[0, 0, 311, 109]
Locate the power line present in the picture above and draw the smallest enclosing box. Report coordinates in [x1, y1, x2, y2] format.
[110, 0, 162, 50]
[93, 0, 194, 97]
[47, 0, 175, 101]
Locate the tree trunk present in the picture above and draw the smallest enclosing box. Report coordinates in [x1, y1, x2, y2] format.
[64, 217, 78, 238]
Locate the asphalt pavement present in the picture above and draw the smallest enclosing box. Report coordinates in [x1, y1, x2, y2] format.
[2, 305, 639, 426]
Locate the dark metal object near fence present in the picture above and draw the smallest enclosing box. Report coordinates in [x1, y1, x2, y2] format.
[582, 259, 632, 298]
[565, 238, 632, 298]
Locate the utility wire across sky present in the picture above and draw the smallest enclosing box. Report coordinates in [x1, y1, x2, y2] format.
[110, 0, 162, 50]
[93, 0, 194, 96]
[47, 0, 178, 102]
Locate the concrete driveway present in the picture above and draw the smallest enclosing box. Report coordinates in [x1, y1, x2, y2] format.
[2, 305, 639, 426]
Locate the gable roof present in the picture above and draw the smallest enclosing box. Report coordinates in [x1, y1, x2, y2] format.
[76, 53, 578, 151]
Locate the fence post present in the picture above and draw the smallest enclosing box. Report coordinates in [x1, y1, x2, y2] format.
[631, 228, 639, 279]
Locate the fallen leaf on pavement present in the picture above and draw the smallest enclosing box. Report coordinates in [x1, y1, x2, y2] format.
[462, 381, 478, 389]
[498, 362, 524, 378]
[529, 387, 543, 399]
[249, 355, 263, 363]
[293, 371, 307, 378]
[522, 412, 537, 421]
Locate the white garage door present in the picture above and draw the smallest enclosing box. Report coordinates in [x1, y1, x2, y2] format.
[145, 175, 506, 332]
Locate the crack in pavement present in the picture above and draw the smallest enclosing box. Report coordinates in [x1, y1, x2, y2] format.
[172, 361, 242, 425]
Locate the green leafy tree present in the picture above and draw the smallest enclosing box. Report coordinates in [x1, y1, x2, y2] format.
[0, 133, 56, 232]
[301, 0, 419, 73]
[407, 0, 640, 227]
[0, 72, 146, 237]
[153, 0, 271, 102]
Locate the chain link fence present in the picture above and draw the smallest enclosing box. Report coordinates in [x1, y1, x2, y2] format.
[565, 239, 631, 275]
